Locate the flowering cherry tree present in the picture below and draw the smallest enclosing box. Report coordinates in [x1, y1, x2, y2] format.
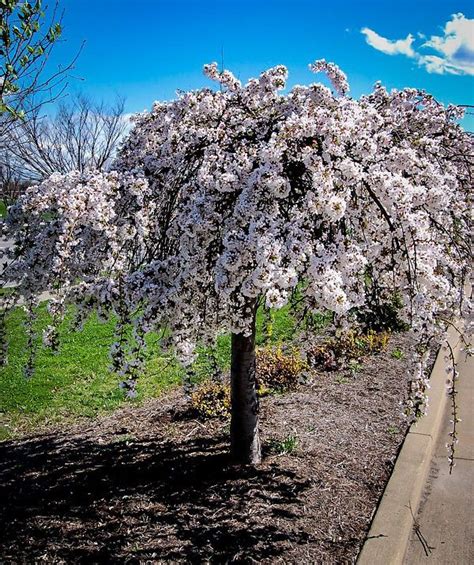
[2, 60, 471, 464]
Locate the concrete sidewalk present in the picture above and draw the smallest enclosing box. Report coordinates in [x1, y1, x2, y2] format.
[403, 350, 473, 564]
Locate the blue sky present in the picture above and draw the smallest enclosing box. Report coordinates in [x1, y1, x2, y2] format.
[50, 0, 474, 129]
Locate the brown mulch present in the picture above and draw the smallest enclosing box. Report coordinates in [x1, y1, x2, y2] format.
[0, 333, 419, 564]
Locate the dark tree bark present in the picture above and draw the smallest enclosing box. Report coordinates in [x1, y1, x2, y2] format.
[230, 308, 261, 465]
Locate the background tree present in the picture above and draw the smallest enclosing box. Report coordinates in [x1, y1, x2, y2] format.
[0, 0, 73, 130]
[0, 0, 83, 206]
[0, 146, 25, 203]
[3, 61, 472, 465]
[3, 94, 128, 181]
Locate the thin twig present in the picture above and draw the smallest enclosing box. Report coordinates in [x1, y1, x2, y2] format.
[407, 502, 434, 557]
[446, 341, 459, 475]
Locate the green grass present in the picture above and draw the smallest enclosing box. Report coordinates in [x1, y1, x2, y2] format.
[391, 348, 404, 360]
[0, 305, 184, 440]
[0, 200, 7, 218]
[268, 434, 298, 455]
[0, 301, 315, 440]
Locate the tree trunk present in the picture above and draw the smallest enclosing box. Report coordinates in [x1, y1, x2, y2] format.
[230, 309, 261, 465]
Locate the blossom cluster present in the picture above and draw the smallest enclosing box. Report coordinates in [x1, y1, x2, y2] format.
[2, 60, 471, 408]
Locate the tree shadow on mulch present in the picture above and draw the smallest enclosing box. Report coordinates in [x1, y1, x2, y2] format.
[1, 332, 419, 563]
[0, 429, 314, 563]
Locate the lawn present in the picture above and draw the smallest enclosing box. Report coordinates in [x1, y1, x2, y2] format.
[0, 300, 301, 440]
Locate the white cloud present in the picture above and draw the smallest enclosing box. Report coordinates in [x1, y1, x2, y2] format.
[421, 13, 474, 75]
[361, 13, 474, 76]
[361, 28, 415, 57]
[122, 112, 137, 124]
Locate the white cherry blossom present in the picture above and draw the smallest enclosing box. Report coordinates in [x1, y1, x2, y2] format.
[1, 61, 471, 459]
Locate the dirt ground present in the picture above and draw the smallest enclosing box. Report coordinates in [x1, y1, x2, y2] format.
[0, 333, 419, 564]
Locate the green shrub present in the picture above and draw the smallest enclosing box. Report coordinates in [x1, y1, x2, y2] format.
[336, 329, 391, 358]
[256, 346, 308, 393]
[355, 291, 408, 332]
[306, 329, 391, 370]
[190, 379, 231, 419]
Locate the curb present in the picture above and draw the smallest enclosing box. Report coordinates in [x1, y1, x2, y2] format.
[357, 326, 462, 565]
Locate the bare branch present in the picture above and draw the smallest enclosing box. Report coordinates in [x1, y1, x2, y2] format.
[1, 93, 128, 182]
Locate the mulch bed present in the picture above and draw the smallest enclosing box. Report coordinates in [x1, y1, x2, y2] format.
[0, 333, 419, 563]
